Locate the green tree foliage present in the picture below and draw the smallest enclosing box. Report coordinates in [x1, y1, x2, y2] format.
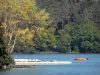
[34, 27, 56, 52]
[12, 0, 100, 53]
[12, 0, 57, 53]
[36, 0, 100, 53]
[1, 0, 100, 54]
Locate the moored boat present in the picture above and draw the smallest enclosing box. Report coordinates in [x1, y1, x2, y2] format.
[74, 58, 88, 60]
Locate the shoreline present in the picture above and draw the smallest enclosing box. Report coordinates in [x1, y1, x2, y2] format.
[12, 52, 100, 54]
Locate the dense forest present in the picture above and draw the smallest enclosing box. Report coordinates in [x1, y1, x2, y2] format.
[35, 0, 100, 53]
[0, 0, 100, 54]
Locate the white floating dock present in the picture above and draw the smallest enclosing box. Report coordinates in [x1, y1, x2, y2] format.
[15, 61, 72, 65]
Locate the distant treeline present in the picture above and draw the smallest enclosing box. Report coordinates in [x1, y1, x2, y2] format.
[15, 0, 100, 54]
[0, 0, 100, 54]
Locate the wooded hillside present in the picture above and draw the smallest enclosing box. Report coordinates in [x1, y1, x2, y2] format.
[0, 0, 100, 54]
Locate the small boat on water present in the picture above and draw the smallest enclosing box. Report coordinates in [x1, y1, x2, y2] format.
[74, 58, 88, 60]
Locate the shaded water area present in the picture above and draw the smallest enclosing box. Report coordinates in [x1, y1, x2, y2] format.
[0, 54, 100, 75]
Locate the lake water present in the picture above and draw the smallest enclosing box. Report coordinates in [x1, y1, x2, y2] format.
[0, 54, 100, 75]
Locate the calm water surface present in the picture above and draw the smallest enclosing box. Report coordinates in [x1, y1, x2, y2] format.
[0, 54, 100, 75]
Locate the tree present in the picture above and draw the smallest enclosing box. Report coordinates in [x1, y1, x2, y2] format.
[34, 27, 57, 52]
[1, 0, 100, 54]
[8, 0, 56, 53]
[36, 0, 100, 53]
[0, 19, 13, 68]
